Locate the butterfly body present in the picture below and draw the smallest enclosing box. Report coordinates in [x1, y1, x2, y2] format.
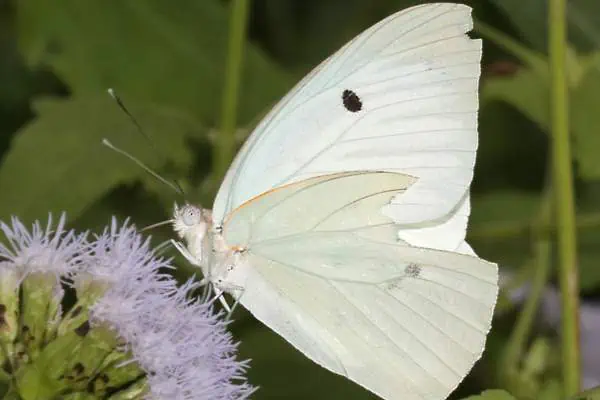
[173, 205, 245, 295]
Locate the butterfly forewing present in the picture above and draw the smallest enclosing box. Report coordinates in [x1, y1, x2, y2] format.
[213, 3, 481, 254]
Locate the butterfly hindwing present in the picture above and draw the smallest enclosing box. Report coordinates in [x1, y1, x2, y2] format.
[222, 172, 497, 400]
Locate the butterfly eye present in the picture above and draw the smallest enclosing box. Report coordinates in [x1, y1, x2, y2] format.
[181, 205, 202, 226]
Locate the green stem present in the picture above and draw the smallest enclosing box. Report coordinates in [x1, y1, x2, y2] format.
[214, 0, 250, 184]
[549, 0, 581, 395]
[500, 195, 551, 387]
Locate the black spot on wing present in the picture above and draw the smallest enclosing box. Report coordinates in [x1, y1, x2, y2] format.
[405, 263, 421, 278]
[342, 89, 362, 112]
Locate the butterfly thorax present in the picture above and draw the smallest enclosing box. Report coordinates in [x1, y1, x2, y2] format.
[173, 204, 246, 293]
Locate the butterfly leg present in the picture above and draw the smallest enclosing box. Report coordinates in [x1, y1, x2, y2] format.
[190, 276, 214, 303]
[170, 239, 215, 301]
[222, 283, 245, 319]
[225, 291, 244, 321]
[171, 239, 201, 267]
[211, 282, 245, 316]
[213, 287, 232, 313]
[200, 281, 214, 303]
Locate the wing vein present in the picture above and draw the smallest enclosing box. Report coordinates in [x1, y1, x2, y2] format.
[399, 278, 488, 333]
[252, 222, 399, 247]
[250, 259, 351, 378]
[410, 273, 495, 303]
[340, 128, 472, 143]
[382, 284, 477, 358]
[321, 4, 441, 89]
[240, 173, 364, 243]
[346, 235, 496, 284]
[329, 5, 459, 87]
[327, 279, 460, 384]
[273, 90, 476, 186]
[309, 187, 404, 232]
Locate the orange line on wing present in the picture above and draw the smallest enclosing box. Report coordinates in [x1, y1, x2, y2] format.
[221, 170, 418, 232]
[221, 171, 362, 229]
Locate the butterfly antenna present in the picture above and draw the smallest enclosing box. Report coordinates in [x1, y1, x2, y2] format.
[102, 138, 184, 196]
[108, 88, 154, 147]
[106, 88, 186, 196]
[141, 219, 175, 232]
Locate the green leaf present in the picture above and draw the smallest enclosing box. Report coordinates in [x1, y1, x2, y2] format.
[261, 0, 420, 68]
[16, 0, 291, 125]
[489, 0, 549, 52]
[572, 54, 600, 180]
[469, 191, 540, 270]
[574, 221, 600, 292]
[491, 0, 600, 52]
[482, 48, 600, 185]
[475, 20, 548, 73]
[461, 389, 517, 400]
[569, 0, 600, 49]
[475, 101, 548, 193]
[482, 68, 549, 131]
[522, 337, 551, 378]
[472, 192, 541, 226]
[0, 95, 204, 224]
[469, 186, 600, 292]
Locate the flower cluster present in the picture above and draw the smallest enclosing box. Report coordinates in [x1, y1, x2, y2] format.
[0, 214, 253, 400]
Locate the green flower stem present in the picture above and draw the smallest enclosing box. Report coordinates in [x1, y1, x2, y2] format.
[213, 0, 250, 184]
[501, 196, 551, 386]
[549, 0, 581, 395]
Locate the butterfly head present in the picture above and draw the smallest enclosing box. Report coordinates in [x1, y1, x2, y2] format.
[173, 203, 212, 242]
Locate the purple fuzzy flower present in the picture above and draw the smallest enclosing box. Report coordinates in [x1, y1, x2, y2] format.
[0, 214, 254, 400]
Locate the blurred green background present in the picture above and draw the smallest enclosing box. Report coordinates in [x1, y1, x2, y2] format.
[1, 0, 599, 399]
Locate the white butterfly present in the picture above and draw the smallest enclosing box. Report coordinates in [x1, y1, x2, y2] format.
[173, 3, 498, 400]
